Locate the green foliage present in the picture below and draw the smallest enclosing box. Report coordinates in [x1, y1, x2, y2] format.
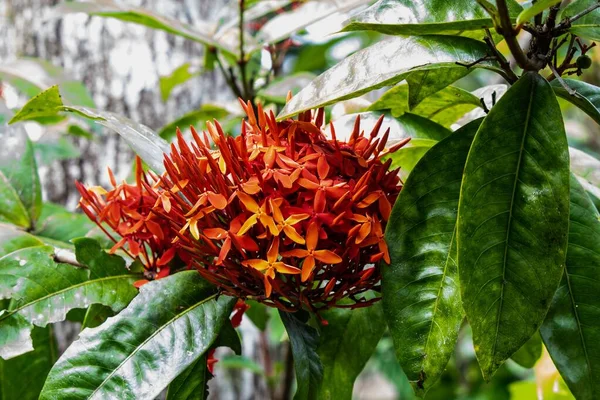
[40, 271, 235, 399]
[158, 105, 230, 140]
[458, 72, 570, 380]
[510, 332, 542, 368]
[551, 79, 600, 125]
[517, 0, 562, 25]
[317, 302, 386, 400]
[384, 120, 480, 394]
[541, 175, 600, 400]
[280, 311, 324, 400]
[159, 63, 201, 102]
[561, 0, 600, 41]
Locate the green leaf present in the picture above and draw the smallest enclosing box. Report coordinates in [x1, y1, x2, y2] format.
[158, 104, 230, 140]
[510, 331, 542, 368]
[34, 203, 95, 243]
[218, 355, 265, 375]
[551, 79, 600, 125]
[0, 239, 139, 359]
[317, 302, 386, 400]
[280, 311, 324, 400]
[383, 120, 481, 394]
[406, 67, 472, 109]
[342, 0, 522, 35]
[0, 125, 40, 227]
[369, 84, 481, 127]
[166, 322, 241, 400]
[541, 174, 600, 400]
[278, 35, 502, 120]
[0, 224, 44, 257]
[517, 0, 562, 25]
[385, 138, 437, 180]
[160, 63, 201, 102]
[458, 72, 570, 380]
[51, 1, 238, 58]
[40, 271, 234, 400]
[577, 176, 600, 211]
[81, 304, 114, 330]
[0, 58, 95, 106]
[561, 0, 600, 41]
[10, 86, 170, 173]
[245, 300, 269, 331]
[253, 0, 371, 51]
[0, 326, 57, 400]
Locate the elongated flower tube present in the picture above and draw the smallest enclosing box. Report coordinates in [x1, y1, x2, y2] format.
[77, 102, 407, 311]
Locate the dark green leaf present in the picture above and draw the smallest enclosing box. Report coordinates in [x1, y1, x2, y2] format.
[278, 35, 502, 119]
[541, 174, 600, 400]
[10, 86, 170, 174]
[81, 304, 114, 330]
[577, 176, 600, 211]
[561, 0, 600, 41]
[510, 331, 542, 368]
[406, 68, 472, 109]
[395, 113, 453, 141]
[166, 321, 241, 400]
[317, 302, 386, 400]
[40, 271, 235, 400]
[51, 1, 238, 58]
[280, 311, 324, 400]
[369, 84, 481, 127]
[0, 240, 139, 359]
[160, 63, 201, 102]
[458, 72, 570, 380]
[0, 58, 95, 106]
[0, 326, 57, 400]
[342, 0, 522, 35]
[158, 104, 229, 140]
[245, 300, 269, 331]
[383, 120, 481, 394]
[166, 354, 211, 400]
[551, 78, 600, 125]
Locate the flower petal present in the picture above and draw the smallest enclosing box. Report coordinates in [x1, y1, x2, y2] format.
[243, 259, 270, 271]
[274, 262, 301, 275]
[237, 191, 260, 213]
[283, 225, 306, 244]
[301, 256, 315, 282]
[237, 214, 258, 236]
[314, 250, 342, 264]
[204, 227, 228, 240]
[267, 237, 280, 264]
[306, 222, 319, 250]
[207, 192, 228, 210]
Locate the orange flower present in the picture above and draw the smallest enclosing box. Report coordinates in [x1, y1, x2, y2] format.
[78, 101, 406, 311]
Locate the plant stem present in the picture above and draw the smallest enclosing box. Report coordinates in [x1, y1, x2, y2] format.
[238, 0, 251, 100]
[554, 1, 600, 32]
[216, 55, 244, 99]
[497, 0, 536, 70]
[484, 29, 519, 83]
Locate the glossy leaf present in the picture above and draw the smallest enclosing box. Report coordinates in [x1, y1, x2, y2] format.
[40, 271, 235, 400]
[551, 78, 600, 125]
[0, 58, 95, 106]
[0, 124, 41, 228]
[541, 175, 600, 400]
[383, 120, 481, 394]
[369, 84, 481, 127]
[245, 300, 269, 331]
[561, 0, 600, 41]
[158, 104, 229, 140]
[51, 1, 238, 58]
[517, 0, 562, 25]
[280, 311, 323, 400]
[458, 72, 570, 380]
[253, 0, 371, 51]
[0, 224, 44, 257]
[510, 332, 542, 368]
[166, 323, 242, 400]
[342, 0, 522, 35]
[10, 86, 170, 173]
[0, 239, 139, 359]
[317, 302, 386, 400]
[278, 35, 501, 119]
[406, 67, 472, 109]
[578, 176, 600, 211]
[0, 326, 57, 400]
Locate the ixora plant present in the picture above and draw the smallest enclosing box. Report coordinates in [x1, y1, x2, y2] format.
[2, 0, 600, 399]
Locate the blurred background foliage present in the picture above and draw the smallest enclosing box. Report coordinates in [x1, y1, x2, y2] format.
[0, 0, 596, 398]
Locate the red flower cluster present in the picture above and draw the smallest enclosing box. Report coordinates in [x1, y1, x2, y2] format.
[77, 102, 406, 311]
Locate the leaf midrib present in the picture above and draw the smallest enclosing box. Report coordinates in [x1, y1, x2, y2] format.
[0, 274, 136, 322]
[491, 79, 536, 366]
[88, 292, 218, 400]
